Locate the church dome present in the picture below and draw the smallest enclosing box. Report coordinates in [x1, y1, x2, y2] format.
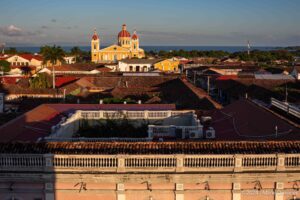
[118, 24, 131, 38]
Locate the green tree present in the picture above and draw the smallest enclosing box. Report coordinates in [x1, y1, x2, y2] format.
[41, 45, 65, 89]
[30, 73, 52, 89]
[5, 47, 17, 54]
[0, 60, 10, 73]
[70, 46, 82, 63]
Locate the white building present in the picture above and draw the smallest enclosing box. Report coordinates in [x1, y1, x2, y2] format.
[6, 54, 43, 69]
[117, 59, 162, 72]
[64, 56, 76, 64]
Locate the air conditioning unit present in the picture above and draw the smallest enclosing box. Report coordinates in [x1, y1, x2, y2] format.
[189, 131, 200, 139]
[206, 127, 215, 139]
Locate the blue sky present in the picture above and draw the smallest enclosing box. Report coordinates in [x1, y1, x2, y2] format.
[0, 0, 299, 46]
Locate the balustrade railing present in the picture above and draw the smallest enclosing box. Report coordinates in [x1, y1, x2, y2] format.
[242, 155, 277, 167]
[125, 157, 176, 168]
[184, 155, 234, 168]
[1, 154, 300, 172]
[285, 155, 300, 167]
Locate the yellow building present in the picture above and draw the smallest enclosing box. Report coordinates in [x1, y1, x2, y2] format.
[91, 24, 145, 63]
[154, 58, 180, 72]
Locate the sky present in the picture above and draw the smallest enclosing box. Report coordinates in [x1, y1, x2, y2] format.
[0, 0, 300, 47]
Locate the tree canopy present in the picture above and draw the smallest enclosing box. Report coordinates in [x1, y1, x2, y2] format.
[29, 73, 52, 89]
[0, 60, 11, 72]
[40, 45, 65, 66]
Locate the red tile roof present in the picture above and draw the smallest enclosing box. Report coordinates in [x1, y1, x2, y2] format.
[55, 76, 78, 88]
[203, 99, 300, 140]
[1, 141, 300, 154]
[216, 75, 238, 80]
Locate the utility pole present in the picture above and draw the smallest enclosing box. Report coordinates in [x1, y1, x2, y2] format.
[247, 40, 250, 56]
[207, 76, 210, 95]
[285, 83, 288, 103]
[52, 65, 56, 89]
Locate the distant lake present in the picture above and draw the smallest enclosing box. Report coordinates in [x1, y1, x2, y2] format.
[9, 46, 278, 54]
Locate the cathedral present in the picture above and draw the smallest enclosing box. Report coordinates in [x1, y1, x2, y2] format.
[91, 24, 145, 63]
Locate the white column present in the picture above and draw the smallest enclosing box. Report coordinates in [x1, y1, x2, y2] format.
[175, 183, 184, 200]
[232, 183, 241, 200]
[117, 183, 125, 200]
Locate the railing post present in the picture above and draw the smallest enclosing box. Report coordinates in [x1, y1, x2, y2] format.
[144, 110, 149, 119]
[148, 125, 154, 138]
[176, 155, 184, 172]
[44, 154, 54, 172]
[276, 154, 286, 171]
[234, 154, 242, 172]
[117, 155, 125, 172]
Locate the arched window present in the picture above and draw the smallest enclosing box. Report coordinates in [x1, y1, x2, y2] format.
[94, 44, 96, 49]
[136, 66, 140, 72]
[134, 44, 136, 49]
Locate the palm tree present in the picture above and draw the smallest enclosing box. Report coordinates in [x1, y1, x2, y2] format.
[70, 46, 81, 63]
[41, 45, 65, 89]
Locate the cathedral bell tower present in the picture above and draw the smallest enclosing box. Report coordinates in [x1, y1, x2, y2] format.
[91, 29, 100, 62]
[131, 31, 139, 58]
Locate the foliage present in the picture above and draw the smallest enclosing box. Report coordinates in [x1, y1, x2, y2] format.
[146, 49, 230, 58]
[77, 118, 149, 138]
[29, 73, 52, 89]
[40, 45, 65, 66]
[20, 66, 31, 75]
[231, 50, 294, 63]
[0, 60, 10, 72]
[5, 47, 17, 54]
[102, 97, 136, 104]
[70, 46, 82, 62]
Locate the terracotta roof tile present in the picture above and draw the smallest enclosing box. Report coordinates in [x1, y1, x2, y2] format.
[1, 141, 300, 154]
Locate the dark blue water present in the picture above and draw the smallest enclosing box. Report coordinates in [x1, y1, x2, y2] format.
[9, 46, 278, 54]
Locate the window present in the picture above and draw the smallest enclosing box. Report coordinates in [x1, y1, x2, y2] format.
[129, 66, 133, 71]
[136, 66, 140, 72]
[94, 44, 96, 50]
[134, 44, 136, 49]
[143, 66, 147, 72]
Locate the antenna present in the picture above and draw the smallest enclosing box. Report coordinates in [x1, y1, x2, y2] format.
[247, 40, 250, 56]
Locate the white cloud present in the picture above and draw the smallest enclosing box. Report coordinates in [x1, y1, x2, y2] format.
[0, 25, 23, 36]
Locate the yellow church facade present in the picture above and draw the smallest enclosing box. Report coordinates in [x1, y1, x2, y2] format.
[91, 24, 145, 63]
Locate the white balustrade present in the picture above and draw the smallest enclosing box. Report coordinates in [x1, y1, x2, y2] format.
[1, 154, 300, 172]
